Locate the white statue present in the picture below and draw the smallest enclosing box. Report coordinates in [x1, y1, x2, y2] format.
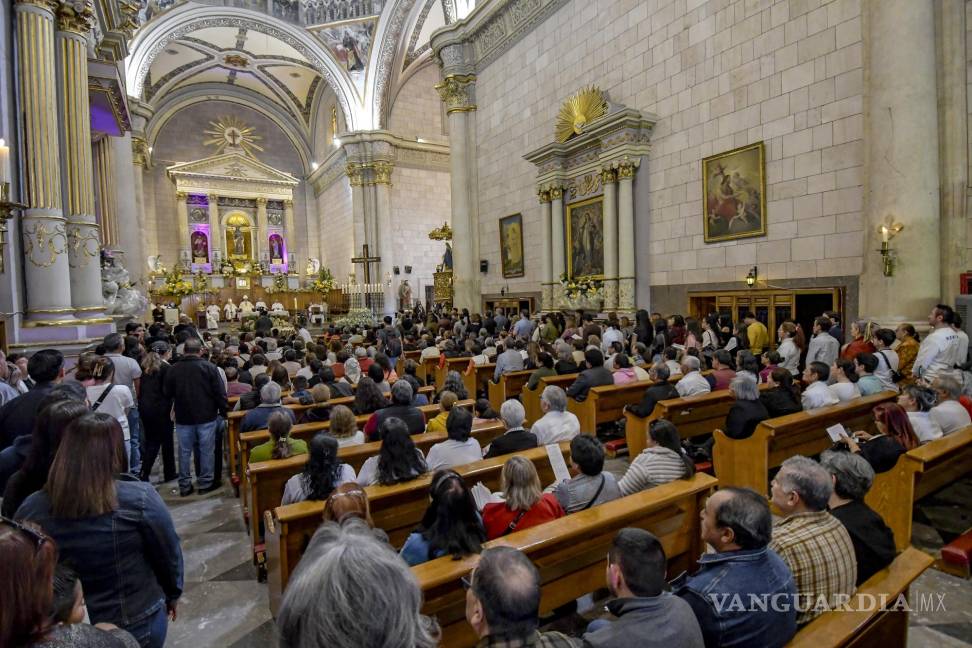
[255, 299, 268, 311]
[102, 262, 148, 317]
[224, 299, 238, 321]
[205, 303, 220, 330]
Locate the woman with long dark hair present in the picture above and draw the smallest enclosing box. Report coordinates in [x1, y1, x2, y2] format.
[352, 377, 387, 415]
[138, 344, 176, 483]
[399, 470, 485, 566]
[282, 433, 355, 504]
[760, 368, 803, 418]
[618, 419, 696, 496]
[357, 418, 428, 487]
[15, 413, 183, 648]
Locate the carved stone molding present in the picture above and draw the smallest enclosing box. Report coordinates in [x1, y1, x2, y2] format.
[131, 136, 148, 167]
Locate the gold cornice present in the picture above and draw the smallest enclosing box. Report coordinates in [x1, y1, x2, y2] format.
[550, 186, 563, 200]
[601, 168, 617, 183]
[23, 316, 114, 327]
[537, 189, 551, 204]
[617, 161, 636, 179]
[56, 0, 94, 34]
[16, 0, 59, 11]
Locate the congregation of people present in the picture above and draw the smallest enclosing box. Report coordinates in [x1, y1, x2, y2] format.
[1, 300, 969, 647]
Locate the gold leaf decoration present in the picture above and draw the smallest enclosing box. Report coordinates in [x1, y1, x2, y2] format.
[555, 86, 608, 143]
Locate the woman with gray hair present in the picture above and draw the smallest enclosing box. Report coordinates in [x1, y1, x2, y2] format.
[277, 518, 440, 648]
[819, 450, 896, 585]
[723, 374, 769, 440]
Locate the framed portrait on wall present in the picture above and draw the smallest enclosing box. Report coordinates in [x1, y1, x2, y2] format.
[566, 196, 604, 279]
[702, 141, 766, 243]
[499, 213, 524, 278]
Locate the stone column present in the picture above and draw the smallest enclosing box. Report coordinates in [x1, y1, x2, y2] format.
[131, 136, 152, 259]
[550, 184, 565, 306]
[55, 0, 103, 316]
[16, 0, 73, 321]
[256, 197, 268, 263]
[283, 199, 295, 270]
[936, 0, 968, 305]
[93, 137, 117, 248]
[859, 0, 941, 322]
[207, 194, 219, 266]
[374, 161, 395, 316]
[347, 164, 366, 258]
[538, 187, 552, 311]
[436, 73, 480, 310]
[175, 191, 189, 266]
[111, 133, 144, 285]
[602, 168, 619, 310]
[617, 161, 636, 311]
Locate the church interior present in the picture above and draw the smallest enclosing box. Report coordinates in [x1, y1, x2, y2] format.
[2, 0, 972, 646]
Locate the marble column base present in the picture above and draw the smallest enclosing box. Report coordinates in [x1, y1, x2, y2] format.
[603, 278, 618, 310]
[618, 278, 635, 312]
[67, 220, 106, 316]
[541, 283, 553, 311]
[552, 284, 565, 310]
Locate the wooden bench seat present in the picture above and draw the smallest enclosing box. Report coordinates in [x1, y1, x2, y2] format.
[413, 473, 717, 647]
[867, 425, 972, 552]
[264, 442, 571, 614]
[395, 350, 422, 377]
[487, 369, 534, 412]
[566, 379, 661, 435]
[787, 547, 933, 647]
[435, 356, 475, 390]
[521, 373, 577, 426]
[711, 392, 897, 495]
[463, 362, 496, 399]
[245, 420, 508, 555]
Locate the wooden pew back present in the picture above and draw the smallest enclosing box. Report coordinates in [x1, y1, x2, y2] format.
[463, 362, 496, 399]
[265, 442, 571, 614]
[435, 357, 475, 390]
[413, 473, 717, 647]
[567, 379, 657, 433]
[624, 387, 737, 458]
[712, 392, 896, 494]
[522, 374, 577, 426]
[487, 369, 534, 412]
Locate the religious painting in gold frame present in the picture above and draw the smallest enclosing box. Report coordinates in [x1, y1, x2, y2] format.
[702, 141, 766, 243]
[499, 213, 524, 278]
[223, 212, 253, 260]
[566, 196, 604, 279]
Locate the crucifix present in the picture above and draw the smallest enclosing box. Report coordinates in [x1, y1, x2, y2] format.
[351, 244, 381, 308]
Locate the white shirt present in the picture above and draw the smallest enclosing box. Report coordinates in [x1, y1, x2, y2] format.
[105, 353, 142, 400]
[281, 464, 356, 505]
[336, 431, 366, 447]
[676, 371, 711, 397]
[929, 400, 971, 435]
[531, 410, 581, 445]
[702, 329, 719, 350]
[425, 438, 482, 472]
[801, 381, 839, 409]
[86, 384, 134, 439]
[356, 447, 425, 486]
[907, 411, 943, 443]
[956, 328, 969, 367]
[777, 338, 800, 375]
[873, 349, 900, 392]
[298, 328, 312, 343]
[914, 326, 961, 382]
[601, 327, 624, 354]
[665, 360, 682, 376]
[828, 381, 860, 403]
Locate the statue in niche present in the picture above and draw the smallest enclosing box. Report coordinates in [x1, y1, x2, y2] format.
[233, 227, 246, 256]
[441, 242, 453, 270]
[191, 231, 209, 264]
[269, 234, 284, 263]
[398, 280, 412, 309]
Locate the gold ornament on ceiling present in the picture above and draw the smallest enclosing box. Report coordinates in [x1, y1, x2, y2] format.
[203, 116, 264, 158]
[555, 86, 608, 143]
[223, 54, 250, 68]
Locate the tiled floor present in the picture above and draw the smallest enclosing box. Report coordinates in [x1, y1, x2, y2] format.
[161, 463, 972, 647]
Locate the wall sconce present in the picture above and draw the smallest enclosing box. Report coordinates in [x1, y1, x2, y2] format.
[393, 266, 400, 275]
[745, 266, 758, 288]
[404, 265, 412, 274]
[878, 221, 904, 276]
[0, 183, 25, 274]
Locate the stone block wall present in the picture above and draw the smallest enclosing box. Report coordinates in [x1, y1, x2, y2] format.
[390, 166, 452, 306]
[473, 0, 866, 308]
[317, 176, 354, 282]
[386, 63, 447, 141]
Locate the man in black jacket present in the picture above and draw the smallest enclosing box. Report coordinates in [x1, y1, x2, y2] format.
[0, 349, 63, 450]
[485, 399, 537, 458]
[566, 348, 614, 402]
[626, 363, 679, 418]
[368, 380, 425, 441]
[163, 337, 227, 496]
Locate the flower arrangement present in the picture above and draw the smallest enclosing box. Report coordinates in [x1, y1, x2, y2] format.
[272, 272, 287, 293]
[334, 308, 376, 329]
[310, 267, 337, 294]
[156, 270, 194, 297]
[560, 273, 603, 299]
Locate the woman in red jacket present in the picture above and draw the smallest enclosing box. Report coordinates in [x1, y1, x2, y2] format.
[482, 456, 565, 539]
[840, 319, 877, 360]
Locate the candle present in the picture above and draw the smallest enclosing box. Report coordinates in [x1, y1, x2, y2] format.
[294, 297, 297, 309]
[0, 139, 9, 185]
[880, 225, 889, 243]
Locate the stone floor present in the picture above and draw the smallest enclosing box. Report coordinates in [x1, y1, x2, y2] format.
[160, 462, 972, 647]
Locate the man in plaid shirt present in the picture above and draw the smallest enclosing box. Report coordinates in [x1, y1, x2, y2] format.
[770, 456, 857, 625]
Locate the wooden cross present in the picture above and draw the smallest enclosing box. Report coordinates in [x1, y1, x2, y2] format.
[351, 244, 381, 285]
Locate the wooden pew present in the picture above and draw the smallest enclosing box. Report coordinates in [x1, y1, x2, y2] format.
[487, 369, 534, 412]
[435, 356, 474, 390]
[867, 425, 972, 552]
[246, 420, 507, 556]
[463, 362, 496, 399]
[420, 356, 439, 385]
[413, 473, 717, 647]
[711, 391, 897, 495]
[623, 384, 763, 460]
[566, 379, 658, 434]
[264, 442, 572, 614]
[522, 374, 577, 426]
[787, 547, 933, 647]
[395, 350, 422, 377]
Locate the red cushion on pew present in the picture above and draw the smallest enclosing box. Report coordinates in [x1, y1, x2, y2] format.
[695, 461, 714, 475]
[603, 439, 627, 457]
[942, 530, 972, 569]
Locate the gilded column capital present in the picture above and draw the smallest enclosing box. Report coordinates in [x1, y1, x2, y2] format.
[256, 197, 268, 207]
[16, 0, 60, 12]
[207, 193, 219, 203]
[601, 168, 617, 184]
[283, 199, 294, 208]
[617, 161, 637, 179]
[117, 0, 140, 38]
[56, 0, 94, 34]
[434, 74, 477, 114]
[131, 136, 148, 167]
[346, 162, 364, 187]
[537, 188, 551, 204]
[175, 191, 188, 201]
[373, 161, 394, 185]
[550, 185, 564, 200]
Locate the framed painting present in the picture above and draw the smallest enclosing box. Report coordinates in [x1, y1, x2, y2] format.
[566, 196, 604, 279]
[499, 213, 524, 278]
[702, 141, 766, 243]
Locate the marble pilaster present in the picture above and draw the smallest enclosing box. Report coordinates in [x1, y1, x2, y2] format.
[551, 184, 565, 306]
[374, 161, 395, 316]
[539, 188, 552, 311]
[617, 161, 636, 312]
[256, 197, 268, 262]
[283, 199, 295, 269]
[602, 168, 619, 310]
[111, 133, 144, 285]
[16, 0, 73, 320]
[347, 165, 366, 260]
[175, 191, 189, 265]
[859, 0, 940, 322]
[207, 194, 219, 265]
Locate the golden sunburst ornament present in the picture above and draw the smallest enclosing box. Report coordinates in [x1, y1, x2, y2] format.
[555, 86, 608, 143]
[203, 116, 264, 158]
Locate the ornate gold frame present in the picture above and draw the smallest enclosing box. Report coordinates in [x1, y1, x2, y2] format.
[702, 141, 767, 243]
[565, 195, 605, 280]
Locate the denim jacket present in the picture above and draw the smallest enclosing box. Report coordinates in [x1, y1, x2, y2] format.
[15, 474, 184, 628]
[671, 546, 797, 648]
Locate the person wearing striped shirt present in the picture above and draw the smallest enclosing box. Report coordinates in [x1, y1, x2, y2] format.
[618, 420, 695, 496]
